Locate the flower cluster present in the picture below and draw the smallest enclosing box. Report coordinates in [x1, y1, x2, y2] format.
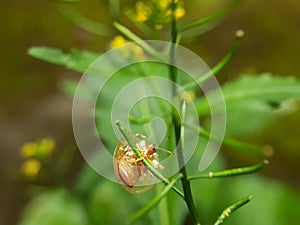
[127, 0, 185, 27]
[20, 137, 55, 180]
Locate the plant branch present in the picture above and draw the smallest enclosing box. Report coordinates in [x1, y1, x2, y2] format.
[59, 6, 114, 37]
[188, 160, 268, 180]
[168, 1, 201, 224]
[179, 102, 201, 225]
[113, 22, 161, 58]
[178, 0, 242, 31]
[182, 30, 244, 91]
[214, 195, 252, 225]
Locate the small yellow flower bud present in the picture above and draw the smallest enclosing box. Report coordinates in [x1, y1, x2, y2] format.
[158, 0, 170, 10]
[175, 6, 185, 20]
[21, 159, 41, 180]
[110, 35, 127, 49]
[20, 143, 36, 158]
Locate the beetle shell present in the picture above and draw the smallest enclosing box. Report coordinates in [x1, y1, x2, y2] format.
[113, 136, 158, 194]
[117, 154, 140, 187]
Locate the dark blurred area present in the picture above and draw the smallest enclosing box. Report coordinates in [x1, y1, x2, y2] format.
[1, 0, 300, 224]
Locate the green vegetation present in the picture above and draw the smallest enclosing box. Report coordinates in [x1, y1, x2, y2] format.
[18, 0, 300, 225]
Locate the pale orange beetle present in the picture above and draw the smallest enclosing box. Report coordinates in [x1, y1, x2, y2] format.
[113, 134, 165, 194]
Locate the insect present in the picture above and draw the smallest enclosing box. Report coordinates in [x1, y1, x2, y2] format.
[113, 134, 165, 194]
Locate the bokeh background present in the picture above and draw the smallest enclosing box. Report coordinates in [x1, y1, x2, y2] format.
[1, 0, 300, 224]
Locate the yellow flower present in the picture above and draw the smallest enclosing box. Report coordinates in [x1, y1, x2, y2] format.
[157, 0, 179, 10]
[174, 6, 185, 20]
[20, 143, 36, 158]
[21, 159, 41, 180]
[110, 35, 131, 57]
[20, 137, 55, 159]
[134, 1, 152, 22]
[163, 3, 185, 22]
[110, 35, 127, 49]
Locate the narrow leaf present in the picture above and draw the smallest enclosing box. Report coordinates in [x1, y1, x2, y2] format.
[59, 6, 114, 37]
[182, 30, 244, 91]
[109, 0, 120, 19]
[28, 47, 99, 73]
[179, 0, 241, 32]
[196, 74, 300, 115]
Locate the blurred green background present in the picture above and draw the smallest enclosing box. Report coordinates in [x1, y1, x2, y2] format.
[1, 0, 300, 224]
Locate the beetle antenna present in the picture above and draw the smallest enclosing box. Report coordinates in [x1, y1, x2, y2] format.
[156, 146, 172, 154]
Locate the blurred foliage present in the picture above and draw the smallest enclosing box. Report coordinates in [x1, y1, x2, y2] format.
[195, 73, 300, 136]
[13, 0, 300, 225]
[19, 156, 300, 225]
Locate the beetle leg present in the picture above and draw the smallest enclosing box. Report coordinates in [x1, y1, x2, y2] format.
[130, 156, 144, 164]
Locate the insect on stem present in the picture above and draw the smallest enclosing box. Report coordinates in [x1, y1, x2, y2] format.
[115, 120, 184, 198]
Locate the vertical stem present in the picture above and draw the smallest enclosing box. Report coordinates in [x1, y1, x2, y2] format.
[175, 103, 201, 225]
[168, 1, 201, 225]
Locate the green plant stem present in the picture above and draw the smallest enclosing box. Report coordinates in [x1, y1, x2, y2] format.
[188, 161, 268, 180]
[178, 0, 241, 31]
[169, 2, 200, 224]
[108, 0, 120, 19]
[158, 190, 171, 225]
[59, 6, 114, 37]
[115, 121, 184, 199]
[178, 102, 201, 225]
[113, 22, 161, 58]
[181, 30, 244, 91]
[214, 196, 252, 225]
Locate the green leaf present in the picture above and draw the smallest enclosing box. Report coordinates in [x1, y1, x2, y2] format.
[28, 47, 100, 73]
[195, 73, 300, 136]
